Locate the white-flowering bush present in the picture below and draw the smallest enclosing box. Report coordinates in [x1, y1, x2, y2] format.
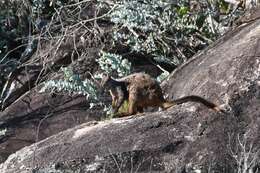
[110, 0, 170, 31]
[97, 51, 131, 77]
[39, 67, 98, 101]
[108, 0, 222, 66]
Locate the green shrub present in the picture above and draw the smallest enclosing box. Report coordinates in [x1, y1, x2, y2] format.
[108, 0, 221, 66]
[39, 67, 98, 101]
[97, 51, 131, 77]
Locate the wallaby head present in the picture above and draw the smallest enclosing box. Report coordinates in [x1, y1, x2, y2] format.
[100, 74, 114, 91]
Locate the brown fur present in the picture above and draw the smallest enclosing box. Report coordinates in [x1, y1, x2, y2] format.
[101, 73, 224, 116]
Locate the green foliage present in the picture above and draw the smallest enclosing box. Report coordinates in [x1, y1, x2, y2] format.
[108, 0, 221, 66]
[0, 128, 7, 137]
[39, 67, 98, 101]
[156, 70, 170, 83]
[97, 51, 131, 77]
[219, 0, 229, 12]
[0, 0, 74, 84]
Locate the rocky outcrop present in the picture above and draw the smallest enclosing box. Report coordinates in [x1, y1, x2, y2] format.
[0, 10, 260, 173]
[1, 109, 238, 173]
[0, 89, 104, 163]
[0, 48, 104, 163]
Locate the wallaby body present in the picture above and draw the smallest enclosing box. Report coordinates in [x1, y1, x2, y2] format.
[101, 73, 223, 116]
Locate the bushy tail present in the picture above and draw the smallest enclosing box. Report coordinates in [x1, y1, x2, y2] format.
[163, 95, 224, 112]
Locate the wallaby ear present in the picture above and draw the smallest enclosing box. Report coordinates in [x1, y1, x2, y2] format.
[100, 73, 110, 87]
